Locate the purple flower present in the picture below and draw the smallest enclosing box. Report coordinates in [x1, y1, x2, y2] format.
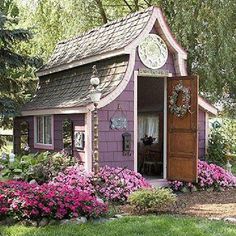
[169, 161, 236, 191]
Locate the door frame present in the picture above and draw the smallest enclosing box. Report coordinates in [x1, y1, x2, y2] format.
[134, 70, 168, 180]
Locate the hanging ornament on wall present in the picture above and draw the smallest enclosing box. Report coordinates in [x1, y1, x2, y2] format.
[169, 80, 191, 118]
[110, 104, 128, 130]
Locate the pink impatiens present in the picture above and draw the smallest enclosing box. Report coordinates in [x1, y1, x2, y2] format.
[169, 161, 236, 191]
[51, 165, 151, 203]
[0, 181, 107, 220]
[51, 165, 95, 195]
[95, 166, 151, 202]
[0, 165, 151, 221]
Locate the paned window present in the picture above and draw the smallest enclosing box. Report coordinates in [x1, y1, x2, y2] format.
[36, 116, 52, 144]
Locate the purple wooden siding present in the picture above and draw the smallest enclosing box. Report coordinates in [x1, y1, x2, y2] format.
[98, 75, 134, 170]
[198, 109, 206, 159]
[14, 114, 85, 162]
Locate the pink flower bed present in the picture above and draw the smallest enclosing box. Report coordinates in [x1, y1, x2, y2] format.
[52, 165, 95, 195]
[52, 165, 151, 203]
[169, 161, 236, 191]
[95, 166, 151, 202]
[0, 165, 150, 221]
[0, 181, 107, 220]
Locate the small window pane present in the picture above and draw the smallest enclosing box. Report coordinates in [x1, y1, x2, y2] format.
[37, 116, 43, 143]
[36, 116, 52, 144]
[44, 116, 52, 144]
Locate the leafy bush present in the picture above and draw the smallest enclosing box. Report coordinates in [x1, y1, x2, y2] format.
[207, 126, 228, 165]
[0, 180, 107, 220]
[207, 118, 236, 165]
[0, 151, 74, 183]
[128, 188, 176, 212]
[52, 165, 151, 203]
[169, 161, 236, 192]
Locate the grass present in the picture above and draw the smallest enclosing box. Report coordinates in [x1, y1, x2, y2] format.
[0, 215, 235, 236]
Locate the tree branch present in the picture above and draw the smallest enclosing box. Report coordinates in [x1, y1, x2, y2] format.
[94, 0, 108, 24]
[134, 0, 139, 11]
[143, 0, 153, 7]
[122, 0, 134, 12]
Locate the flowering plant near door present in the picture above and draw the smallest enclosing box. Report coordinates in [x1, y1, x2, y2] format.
[169, 161, 236, 191]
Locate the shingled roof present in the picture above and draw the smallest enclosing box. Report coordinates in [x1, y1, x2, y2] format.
[38, 7, 154, 75]
[22, 55, 129, 111]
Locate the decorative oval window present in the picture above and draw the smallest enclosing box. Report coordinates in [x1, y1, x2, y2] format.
[138, 34, 168, 69]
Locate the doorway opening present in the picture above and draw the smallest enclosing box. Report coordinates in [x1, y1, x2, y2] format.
[137, 76, 165, 179]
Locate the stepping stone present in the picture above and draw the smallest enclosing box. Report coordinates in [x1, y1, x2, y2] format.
[224, 217, 236, 224]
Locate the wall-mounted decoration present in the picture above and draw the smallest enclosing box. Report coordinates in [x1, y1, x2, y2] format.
[138, 68, 172, 77]
[169, 80, 191, 118]
[122, 132, 131, 156]
[138, 34, 168, 69]
[74, 131, 85, 150]
[110, 104, 128, 130]
[111, 117, 128, 130]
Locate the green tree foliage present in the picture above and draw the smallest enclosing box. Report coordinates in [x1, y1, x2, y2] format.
[0, 1, 42, 147]
[0, 0, 19, 17]
[15, 0, 235, 112]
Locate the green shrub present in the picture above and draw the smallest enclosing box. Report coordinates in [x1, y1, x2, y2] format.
[207, 118, 236, 165]
[128, 188, 176, 213]
[0, 151, 74, 183]
[207, 126, 228, 165]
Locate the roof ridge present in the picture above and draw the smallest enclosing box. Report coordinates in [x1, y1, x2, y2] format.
[58, 6, 154, 45]
[38, 6, 157, 75]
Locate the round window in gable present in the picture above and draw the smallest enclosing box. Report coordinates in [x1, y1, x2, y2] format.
[138, 34, 168, 69]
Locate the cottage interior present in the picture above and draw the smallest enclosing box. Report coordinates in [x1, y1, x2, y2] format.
[138, 76, 164, 178]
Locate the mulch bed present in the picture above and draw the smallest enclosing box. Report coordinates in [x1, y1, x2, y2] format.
[121, 188, 236, 219]
[173, 188, 236, 218]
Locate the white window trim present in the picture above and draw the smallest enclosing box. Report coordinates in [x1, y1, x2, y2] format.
[34, 115, 54, 150]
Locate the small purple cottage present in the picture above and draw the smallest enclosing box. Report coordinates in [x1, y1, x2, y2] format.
[14, 7, 217, 184]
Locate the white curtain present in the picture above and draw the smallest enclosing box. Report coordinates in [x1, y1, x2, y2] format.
[138, 113, 159, 143]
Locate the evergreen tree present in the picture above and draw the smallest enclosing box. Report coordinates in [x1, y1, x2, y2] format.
[0, 8, 42, 147]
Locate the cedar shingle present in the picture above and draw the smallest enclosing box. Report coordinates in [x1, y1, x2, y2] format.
[22, 55, 129, 111]
[39, 7, 153, 72]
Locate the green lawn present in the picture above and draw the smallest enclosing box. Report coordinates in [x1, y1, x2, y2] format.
[0, 215, 235, 236]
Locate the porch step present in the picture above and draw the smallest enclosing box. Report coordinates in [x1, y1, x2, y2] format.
[147, 178, 169, 188]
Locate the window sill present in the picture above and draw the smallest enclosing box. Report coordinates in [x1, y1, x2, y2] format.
[34, 143, 54, 150]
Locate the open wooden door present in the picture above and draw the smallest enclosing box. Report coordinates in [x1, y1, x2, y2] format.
[167, 76, 198, 182]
